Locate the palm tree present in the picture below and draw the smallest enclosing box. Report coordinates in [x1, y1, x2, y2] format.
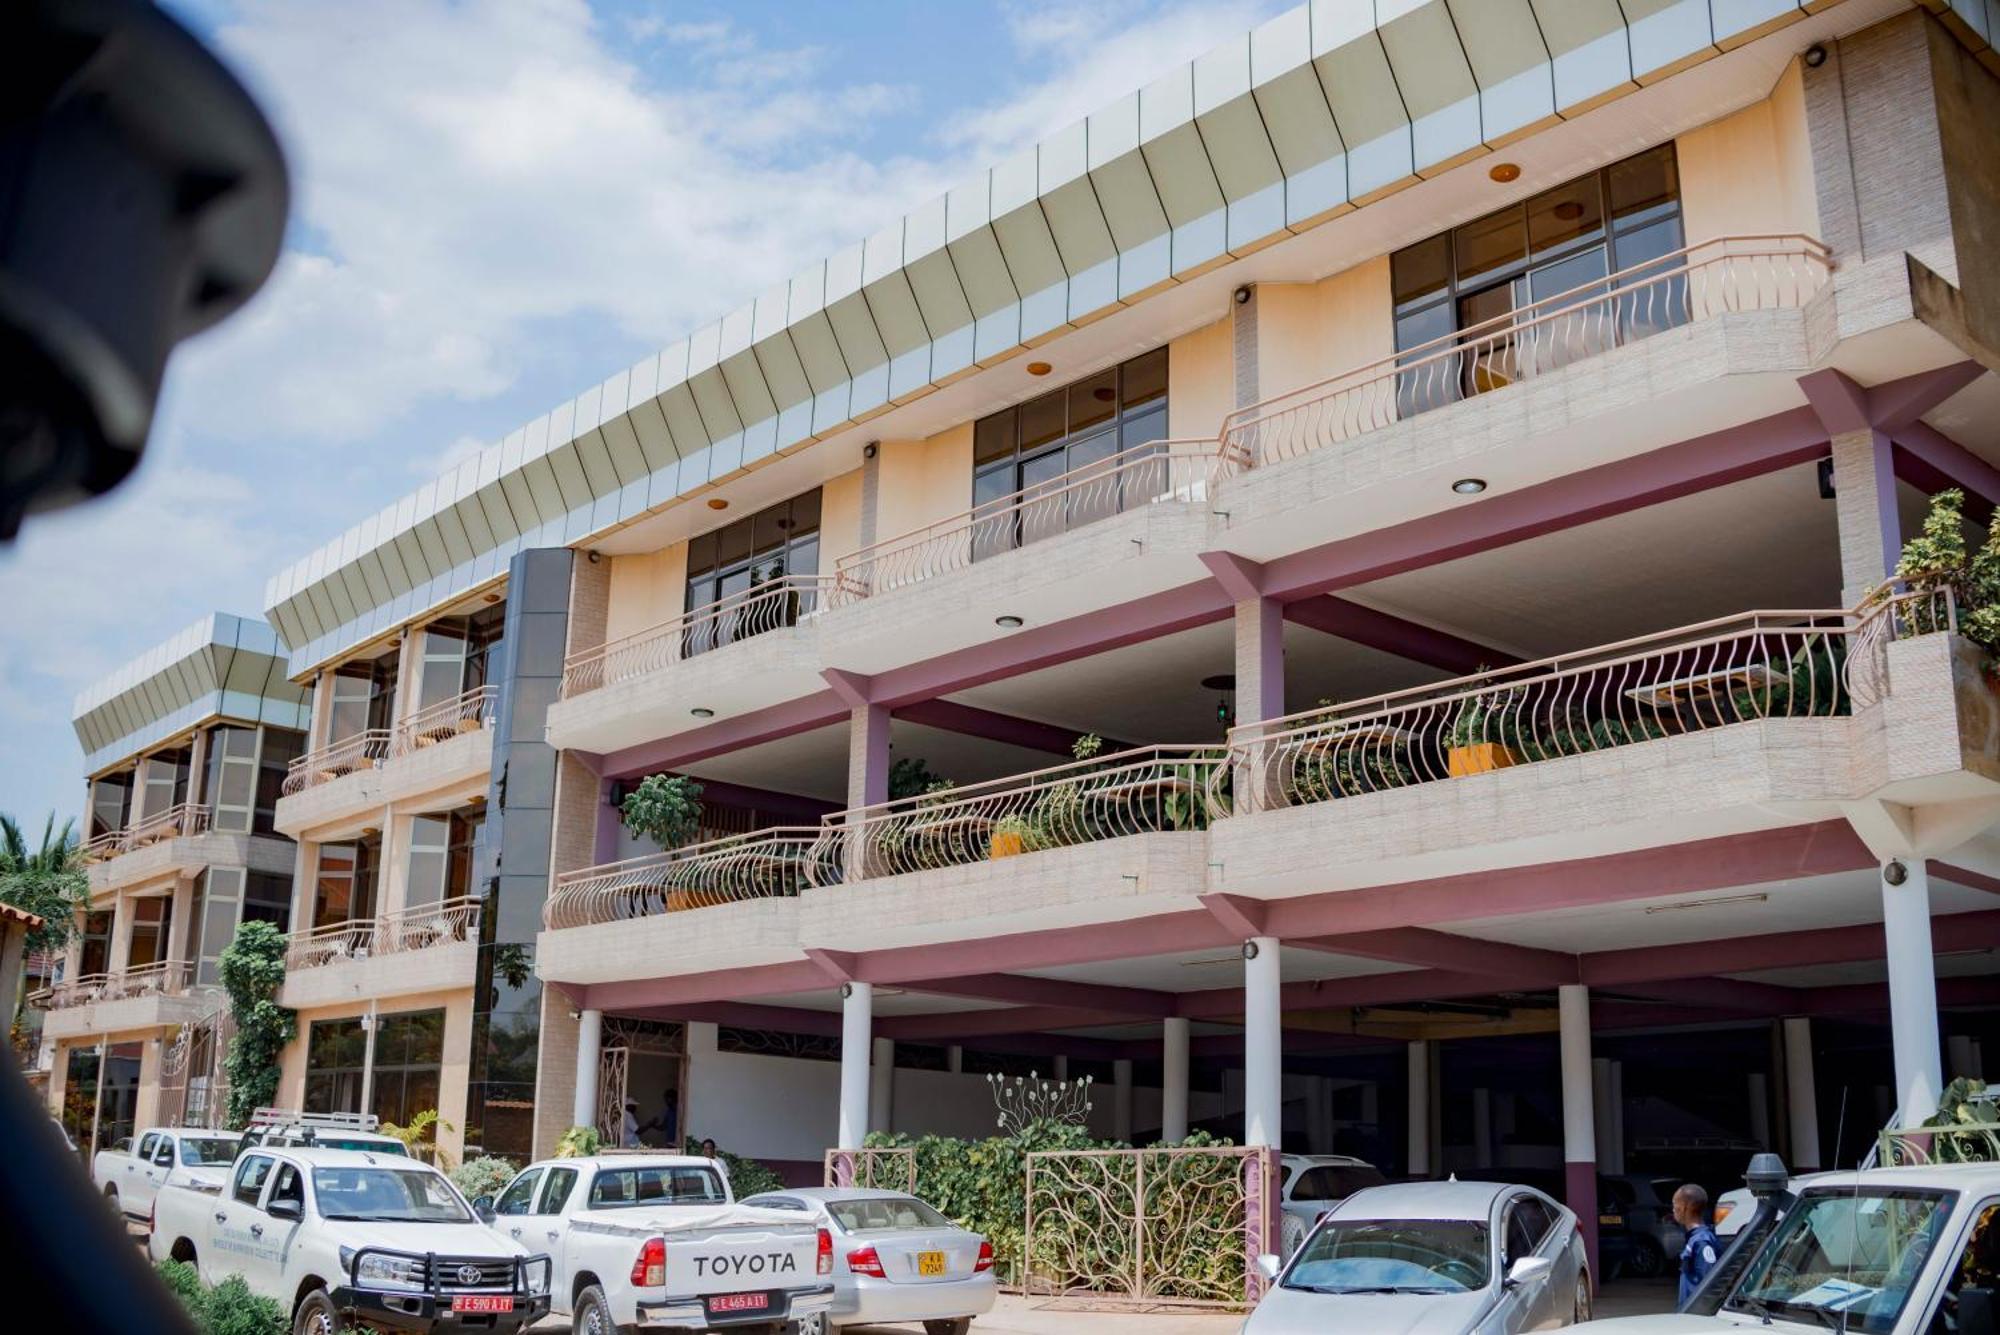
[0, 812, 86, 957]
[0, 813, 78, 876]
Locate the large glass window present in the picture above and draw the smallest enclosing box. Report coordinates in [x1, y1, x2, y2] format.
[78, 910, 112, 976]
[370, 1008, 445, 1130]
[244, 872, 292, 933]
[135, 747, 191, 822]
[683, 490, 822, 656]
[971, 348, 1168, 560]
[406, 811, 481, 906]
[416, 605, 505, 711]
[256, 728, 304, 834]
[126, 896, 173, 970]
[87, 773, 131, 841]
[329, 655, 398, 742]
[313, 836, 380, 928]
[1390, 144, 1682, 414]
[203, 725, 260, 833]
[304, 1017, 367, 1114]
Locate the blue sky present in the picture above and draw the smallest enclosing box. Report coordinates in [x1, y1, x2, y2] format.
[0, 0, 1292, 831]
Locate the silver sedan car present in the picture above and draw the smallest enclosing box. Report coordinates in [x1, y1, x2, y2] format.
[742, 1187, 997, 1334]
[1243, 1179, 1591, 1334]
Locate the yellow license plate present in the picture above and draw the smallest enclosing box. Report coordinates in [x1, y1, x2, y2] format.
[1599, 1214, 1624, 1225]
[918, 1251, 946, 1276]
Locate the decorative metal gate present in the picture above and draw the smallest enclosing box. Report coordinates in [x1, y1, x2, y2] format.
[160, 997, 232, 1129]
[1023, 1145, 1278, 1310]
[597, 1018, 684, 1146]
[823, 1146, 917, 1191]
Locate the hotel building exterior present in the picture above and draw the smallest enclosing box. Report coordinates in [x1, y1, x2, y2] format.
[44, 0, 2000, 1269]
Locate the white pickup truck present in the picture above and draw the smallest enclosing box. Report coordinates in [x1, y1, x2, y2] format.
[1590, 1162, 2000, 1333]
[95, 1126, 241, 1222]
[478, 1152, 834, 1333]
[151, 1144, 552, 1334]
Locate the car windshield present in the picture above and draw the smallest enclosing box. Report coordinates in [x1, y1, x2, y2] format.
[1724, 1188, 1954, 1333]
[828, 1197, 951, 1232]
[588, 1166, 727, 1208]
[1285, 1219, 1491, 1294]
[313, 1167, 470, 1223]
[179, 1137, 238, 1165]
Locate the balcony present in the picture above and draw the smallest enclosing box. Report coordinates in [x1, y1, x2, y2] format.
[274, 685, 496, 837]
[278, 895, 481, 1008]
[33, 960, 211, 1040]
[79, 806, 293, 894]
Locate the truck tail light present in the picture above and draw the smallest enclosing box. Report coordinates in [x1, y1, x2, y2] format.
[975, 1241, 994, 1274]
[631, 1237, 665, 1288]
[817, 1227, 833, 1276]
[847, 1245, 886, 1278]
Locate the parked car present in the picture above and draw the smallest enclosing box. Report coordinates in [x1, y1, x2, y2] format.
[94, 1125, 240, 1222]
[1586, 1163, 2000, 1333]
[741, 1186, 997, 1333]
[236, 1106, 409, 1157]
[1711, 1171, 1834, 1237]
[484, 1151, 835, 1333]
[1596, 1173, 1686, 1279]
[1278, 1154, 1387, 1257]
[150, 1145, 550, 1334]
[1244, 1178, 1591, 1333]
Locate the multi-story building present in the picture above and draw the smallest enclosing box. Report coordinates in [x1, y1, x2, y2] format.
[58, 0, 2000, 1269]
[43, 615, 309, 1152]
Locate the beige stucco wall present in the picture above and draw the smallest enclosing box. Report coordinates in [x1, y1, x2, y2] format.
[605, 544, 687, 646]
[820, 467, 864, 568]
[1168, 316, 1233, 440]
[276, 985, 474, 1163]
[1256, 257, 1396, 405]
[1678, 57, 1822, 244]
[875, 421, 972, 546]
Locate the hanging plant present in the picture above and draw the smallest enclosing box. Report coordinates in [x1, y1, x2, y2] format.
[620, 774, 706, 850]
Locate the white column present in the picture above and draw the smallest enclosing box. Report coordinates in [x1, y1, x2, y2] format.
[1949, 1034, 1978, 1081]
[838, 983, 872, 1148]
[1591, 1059, 1613, 1172]
[1161, 1017, 1190, 1144]
[1882, 858, 1943, 1121]
[1559, 985, 1597, 1176]
[1113, 1059, 1134, 1143]
[1243, 936, 1283, 1148]
[572, 1009, 602, 1131]
[870, 1036, 895, 1135]
[1407, 1042, 1431, 1177]
[359, 1002, 379, 1115]
[1748, 1072, 1771, 1149]
[1784, 1016, 1822, 1170]
[1473, 1087, 1493, 1169]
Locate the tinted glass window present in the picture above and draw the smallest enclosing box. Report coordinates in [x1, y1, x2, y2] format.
[233, 1155, 274, 1206]
[538, 1166, 579, 1215]
[496, 1168, 543, 1216]
[828, 1197, 951, 1232]
[588, 1166, 727, 1208]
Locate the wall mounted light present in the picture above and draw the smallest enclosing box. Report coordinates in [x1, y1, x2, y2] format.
[1026, 361, 1053, 377]
[1804, 43, 1827, 68]
[1234, 285, 1253, 305]
[863, 442, 879, 459]
[1489, 162, 1521, 183]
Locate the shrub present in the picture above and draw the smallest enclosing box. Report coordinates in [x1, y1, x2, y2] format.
[683, 1137, 785, 1196]
[154, 1262, 288, 1335]
[555, 1125, 602, 1158]
[451, 1156, 519, 1200]
[620, 774, 705, 849]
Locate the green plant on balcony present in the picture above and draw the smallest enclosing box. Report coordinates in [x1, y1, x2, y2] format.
[1446, 686, 1527, 775]
[620, 774, 705, 851]
[888, 756, 945, 800]
[1725, 635, 1850, 720]
[988, 814, 1048, 859]
[1880, 488, 2000, 650]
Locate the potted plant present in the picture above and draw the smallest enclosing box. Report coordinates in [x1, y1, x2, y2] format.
[1877, 488, 2000, 683]
[1445, 689, 1519, 776]
[619, 774, 705, 909]
[989, 814, 1042, 859]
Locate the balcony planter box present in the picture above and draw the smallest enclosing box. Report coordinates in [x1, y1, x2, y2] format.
[989, 830, 1027, 859]
[1446, 742, 1518, 776]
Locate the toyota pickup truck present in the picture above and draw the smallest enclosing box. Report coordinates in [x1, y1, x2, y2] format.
[151, 1144, 551, 1333]
[95, 1126, 241, 1222]
[479, 1152, 833, 1332]
[1589, 1162, 2000, 1334]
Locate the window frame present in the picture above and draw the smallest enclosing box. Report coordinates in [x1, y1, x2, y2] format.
[233, 1154, 275, 1207]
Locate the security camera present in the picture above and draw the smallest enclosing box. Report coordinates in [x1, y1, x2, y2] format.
[1233, 285, 1253, 305]
[0, 0, 289, 539]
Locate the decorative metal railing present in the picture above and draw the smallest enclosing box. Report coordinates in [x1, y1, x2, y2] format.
[1847, 584, 1958, 709]
[542, 830, 830, 929]
[392, 684, 497, 755]
[284, 896, 481, 970]
[1223, 609, 1857, 812]
[1217, 234, 1832, 472]
[1023, 1146, 1278, 1309]
[561, 574, 840, 698]
[81, 803, 211, 862]
[809, 745, 1230, 884]
[282, 728, 394, 795]
[833, 440, 1228, 604]
[824, 1147, 918, 1193]
[32, 959, 193, 1010]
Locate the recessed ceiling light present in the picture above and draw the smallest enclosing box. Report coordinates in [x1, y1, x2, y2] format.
[1553, 201, 1585, 222]
[1026, 361, 1053, 377]
[706, 497, 729, 511]
[482, 593, 501, 604]
[1489, 162, 1521, 183]
[995, 615, 1024, 628]
[690, 707, 715, 719]
[1452, 478, 1488, 495]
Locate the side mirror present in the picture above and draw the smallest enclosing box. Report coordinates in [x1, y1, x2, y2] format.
[267, 1198, 302, 1222]
[1505, 1255, 1554, 1288]
[1256, 1253, 1281, 1282]
[1962, 1288, 1999, 1335]
[472, 1195, 496, 1223]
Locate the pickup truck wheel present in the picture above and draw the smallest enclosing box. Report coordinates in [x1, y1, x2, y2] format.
[572, 1284, 630, 1335]
[292, 1289, 338, 1335]
[923, 1321, 973, 1335]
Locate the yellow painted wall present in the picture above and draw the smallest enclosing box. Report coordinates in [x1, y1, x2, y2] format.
[820, 468, 864, 568]
[605, 544, 687, 645]
[1676, 58, 1822, 244]
[1255, 256, 1395, 405]
[875, 422, 973, 546]
[1168, 317, 1234, 440]
[276, 987, 475, 1163]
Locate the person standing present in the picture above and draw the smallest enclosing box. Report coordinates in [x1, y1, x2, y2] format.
[1674, 1183, 1720, 1308]
[620, 1099, 642, 1149]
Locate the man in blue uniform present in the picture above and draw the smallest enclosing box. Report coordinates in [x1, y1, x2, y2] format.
[1675, 1183, 1721, 1308]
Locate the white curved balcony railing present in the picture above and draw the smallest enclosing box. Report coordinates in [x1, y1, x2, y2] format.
[1222, 607, 1861, 812]
[282, 729, 393, 795]
[391, 685, 497, 756]
[32, 959, 193, 1010]
[1218, 234, 1833, 473]
[80, 803, 211, 863]
[562, 575, 842, 699]
[832, 440, 1231, 605]
[543, 829, 831, 929]
[808, 745, 1231, 885]
[284, 896, 481, 971]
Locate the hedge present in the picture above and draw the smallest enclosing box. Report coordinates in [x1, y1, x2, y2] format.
[155, 1261, 289, 1335]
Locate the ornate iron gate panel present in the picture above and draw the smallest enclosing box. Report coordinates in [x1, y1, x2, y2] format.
[822, 1146, 917, 1191]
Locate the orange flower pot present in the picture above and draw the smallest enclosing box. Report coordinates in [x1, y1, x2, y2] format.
[989, 830, 1028, 859]
[1447, 742, 1519, 776]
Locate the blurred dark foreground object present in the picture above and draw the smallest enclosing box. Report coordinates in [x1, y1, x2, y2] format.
[0, 0, 287, 539]
[0, 1047, 196, 1333]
